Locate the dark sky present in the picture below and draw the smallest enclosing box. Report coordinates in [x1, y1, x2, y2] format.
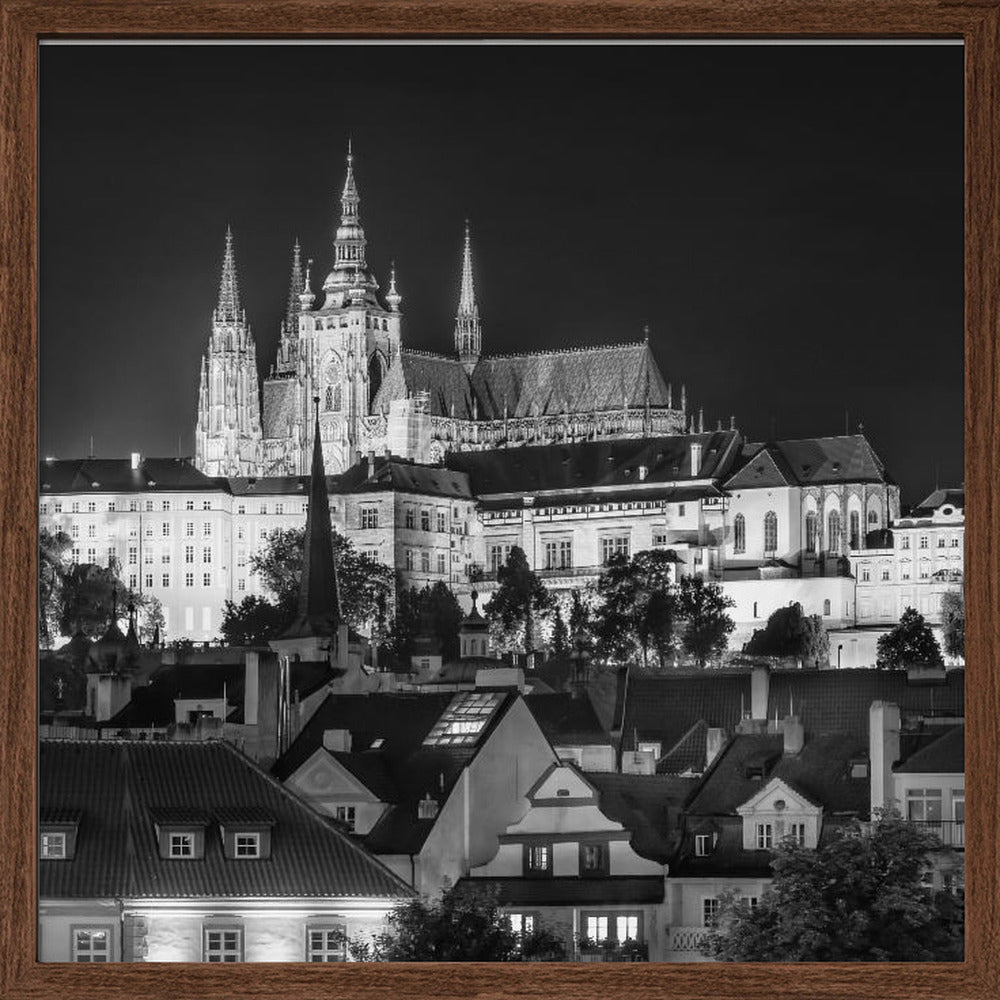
[39, 42, 963, 505]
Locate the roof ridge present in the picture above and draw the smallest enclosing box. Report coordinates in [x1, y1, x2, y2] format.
[402, 347, 460, 361]
[480, 340, 648, 361]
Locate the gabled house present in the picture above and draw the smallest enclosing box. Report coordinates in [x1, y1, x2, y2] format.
[274, 683, 559, 896]
[465, 763, 692, 961]
[38, 739, 412, 962]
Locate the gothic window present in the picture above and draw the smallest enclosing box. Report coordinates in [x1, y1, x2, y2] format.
[827, 510, 841, 553]
[734, 514, 746, 554]
[805, 511, 818, 553]
[325, 385, 333, 411]
[763, 511, 777, 555]
[868, 509, 879, 525]
[849, 510, 860, 550]
[368, 352, 384, 408]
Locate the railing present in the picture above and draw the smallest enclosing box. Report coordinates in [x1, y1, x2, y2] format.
[536, 565, 601, 580]
[666, 927, 710, 956]
[910, 819, 965, 848]
[576, 942, 649, 963]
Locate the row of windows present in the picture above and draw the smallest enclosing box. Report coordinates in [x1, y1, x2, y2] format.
[69, 924, 348, 963]
[404, 508, 449, 532]
[525, 841, 609, 876]
[901, 535, 962, 550]
[404, 550, 448, 574]
[44, 499, 216, 514]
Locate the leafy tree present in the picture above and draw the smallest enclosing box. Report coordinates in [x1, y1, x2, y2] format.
[389, 581, 464, 666]
[703, 813, 964, 961]
[343, 881, 566, 962]
[220, 595, 292, 646]
[676, 575, 737, 668]
[743, 602, 828, 666]
[133, 594, 165, 645]
[249, 526, 395, 634]
[485, 545, 553, 653]
[876, 606, 944, 670]
[568, 588, 593, 642]
[594, 550, 678, 667]
[940, 589, 965, 661]
[39, 527, 73, 647]
[57, 561, 140, 640]
[551, 605, 570, 656]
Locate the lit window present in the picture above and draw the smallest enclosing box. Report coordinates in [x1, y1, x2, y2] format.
[306, 925, 347, 962]
[424, 692, 503, 746]
[71, 502, 80, 513]
[169, 833, 194, 857]
[526, 844, 552, 873]
[507, 912, 536, 941]
[204, 927, 243, 962]
[585, 915, 609, 942]
[755, 823, 773, 849]
[234, 833, 260, 858]
[40, 831, 67, 858]
[73, 927, 110, 962]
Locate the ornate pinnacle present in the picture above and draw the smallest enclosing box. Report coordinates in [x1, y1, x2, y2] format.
[458, 220, 477, 316]
[285, 238, 303, 332]
[386, 260, 402, 311]
[216, 226, 241, 323]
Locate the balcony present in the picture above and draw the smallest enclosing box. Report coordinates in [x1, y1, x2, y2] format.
[665, 926, 710, 958]
[910, 819, 965, 848]
[576, 940, 648, 963]
[536, 565, 600, 580]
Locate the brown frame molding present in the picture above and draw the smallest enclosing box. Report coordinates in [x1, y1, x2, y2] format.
[2, 3, 996, 998]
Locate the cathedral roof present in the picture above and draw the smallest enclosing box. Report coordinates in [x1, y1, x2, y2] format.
[470, 340, 672, 419]
[373, 349, 477, 420]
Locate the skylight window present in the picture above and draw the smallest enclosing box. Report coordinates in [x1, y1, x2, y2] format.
[423, 692, 503, 747]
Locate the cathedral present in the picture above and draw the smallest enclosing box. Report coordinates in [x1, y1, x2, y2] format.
[195, 146, 693, 478]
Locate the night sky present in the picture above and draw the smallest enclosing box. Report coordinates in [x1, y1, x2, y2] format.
[39, 42, 963, 506]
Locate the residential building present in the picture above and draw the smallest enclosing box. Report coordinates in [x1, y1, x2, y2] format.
[38, 739, 411, 962]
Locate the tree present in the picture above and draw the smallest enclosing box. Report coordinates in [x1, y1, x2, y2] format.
[39, 527, 72, 647]
[249, 526, 395, 634]
[388, 581, 464, 666]
[57, 561, 140, 640]
[675, 575, 736, 667]
[220, 595, 292, 646]
[876, 606, 944, 670]
[743, 602, 828, 666]
[484, 546, 553, 654]
[703, 813, 964, 961]
[343, 881, 566, 962]
[940, 589, 965, 661]
[551, 605, 570, 656]
[569, 588, 593, 641]
[593, 549, 678, 667]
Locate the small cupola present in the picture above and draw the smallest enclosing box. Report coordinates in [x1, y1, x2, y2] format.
[459, 591, 491, 659]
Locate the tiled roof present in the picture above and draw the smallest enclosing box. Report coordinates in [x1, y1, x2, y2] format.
[328, 750, 399, 802]
[910, 487, 965, 517]
[470, 341, 672, 420]
[587, 773, 695, 863]
[622, 667, 965, 752]
[895, 725, 964, 774]
[373, 350, 477, 420]
[657, 720, 711, 775]
[446, 432, 742, 498]
[523, 693, 612, 747]
[684, 732, 871, 817]
[39, 740, 412, 900]
[727, 435, 891, 491]
[460, 875, 665, 906]
[39, 457, 221, 493]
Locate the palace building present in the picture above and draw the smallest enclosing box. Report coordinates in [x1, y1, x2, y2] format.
[195, 145, 691, 479]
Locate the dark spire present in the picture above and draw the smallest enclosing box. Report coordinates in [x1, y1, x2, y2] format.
[281, 399, 342, 638]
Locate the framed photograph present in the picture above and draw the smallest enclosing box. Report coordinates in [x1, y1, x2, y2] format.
[3, 3, 997, 999]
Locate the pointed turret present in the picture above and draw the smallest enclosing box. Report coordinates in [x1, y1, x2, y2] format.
[386, 261, 402, 312]
[331, 141, 368, 278]
[281, 400, 342, 639]
[215, 226, 241, 324]
[285, 238, 304, 333]
[454, 221, 482, 373]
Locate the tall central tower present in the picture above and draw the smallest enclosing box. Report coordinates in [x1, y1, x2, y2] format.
[454, 222, 482, 373]
[194, 228, 263, 476]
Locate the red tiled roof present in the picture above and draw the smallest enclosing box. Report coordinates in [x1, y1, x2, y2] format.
[39, 740, 411, 900]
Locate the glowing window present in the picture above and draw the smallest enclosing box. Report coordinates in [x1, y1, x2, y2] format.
[423, 692, 503, 746]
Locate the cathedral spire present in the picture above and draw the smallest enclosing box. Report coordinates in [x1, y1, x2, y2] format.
[285, 238, 303, 333]
[216, 225, 241, 323]
[281, 399, 342, 639]
[454, 220, 482, 372]
[331, 141, 367, 277]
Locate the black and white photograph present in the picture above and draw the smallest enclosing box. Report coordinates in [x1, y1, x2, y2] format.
[37, 40, 965, 964]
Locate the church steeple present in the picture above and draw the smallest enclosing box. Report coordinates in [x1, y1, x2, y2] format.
[454, 221, 482, 372]
[332, 140, 367, 277]
[280, 399, 342, 639]
[285, 238, 303, 333]
[215, 225, 241, 324]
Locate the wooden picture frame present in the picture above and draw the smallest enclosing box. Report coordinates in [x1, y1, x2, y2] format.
[1, 3, 995, 998]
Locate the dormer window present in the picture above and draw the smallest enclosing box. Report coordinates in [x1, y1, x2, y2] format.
[150, 807, 210, 860]
[39, 809, 82, 860]
[170, 833, 195, 858]
[694, 833, 713, 857]
[755, 823, 773, 849]
[40, 831, 67, 859]
[215, 807, 275, 860]
[234, 833, 260, 858]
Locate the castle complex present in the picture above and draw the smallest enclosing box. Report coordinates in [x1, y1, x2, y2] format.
[194, 146, 691, 478]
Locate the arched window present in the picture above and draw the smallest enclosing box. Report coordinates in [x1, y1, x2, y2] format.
[805, 511, 818, 553]
[764, 511, 777, 554]
[333, 385, 342, 412]
[868, 509, 879, 525]
[734, 514, 746, 554]
[827, 510, 841, 553]
[324, 385, 333, 411]
[368, 352, 384, 408]
[849, 510, 860, 550]
[823, 599, 831, 616]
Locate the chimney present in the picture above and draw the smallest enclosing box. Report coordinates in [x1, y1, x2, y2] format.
[638, 465, 648, 482]
[782, 715, 804, 755]
[417, 793, 439, 820]
[869, 701, 900, 816]
[244, 651, 259, 726]
[705, 727, 727, 768]
[690, 442, 702, 475]
[322, 728, 352, 753]
[130, 451, 141, 470]
[750, 665, 769, 720]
